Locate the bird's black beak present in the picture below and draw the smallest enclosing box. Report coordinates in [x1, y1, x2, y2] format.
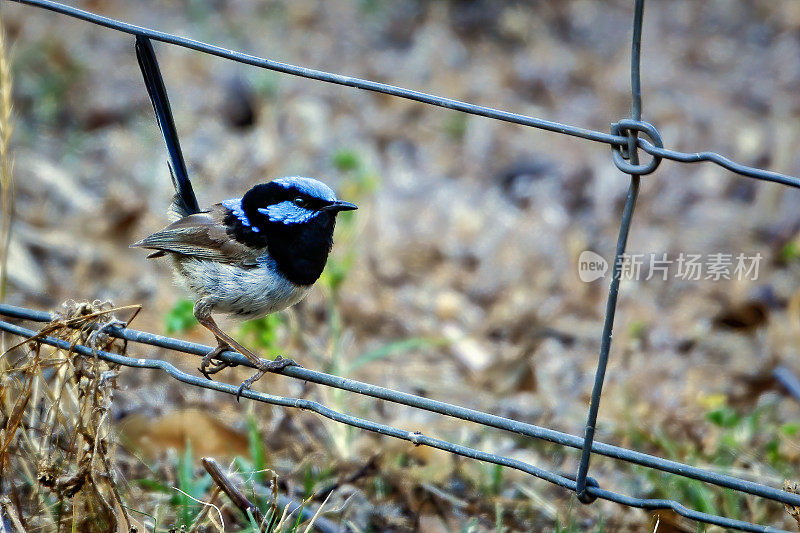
[322, 200, 358, 213]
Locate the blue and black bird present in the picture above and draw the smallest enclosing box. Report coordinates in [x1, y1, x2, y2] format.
[130, 37, 356, 396]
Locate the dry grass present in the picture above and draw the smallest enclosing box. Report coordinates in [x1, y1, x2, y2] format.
[0, 300, 132, 533]
[0, 19, 15, 300]
[0, 302, 341, 533]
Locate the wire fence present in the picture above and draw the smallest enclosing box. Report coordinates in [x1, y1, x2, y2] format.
[5, 0, 800, 531]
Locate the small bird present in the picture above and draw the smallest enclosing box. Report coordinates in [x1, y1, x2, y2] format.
[131, 37, 356, 397]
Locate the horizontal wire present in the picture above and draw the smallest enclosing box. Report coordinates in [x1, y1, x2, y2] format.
[1, 304, 798, 511]
[9, 0, 800, 189]
[638, 139, 800, 189]
[8, 0, 624, 146]
[0, 317, 791, 533]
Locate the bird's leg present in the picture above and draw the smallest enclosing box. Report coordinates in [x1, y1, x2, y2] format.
[194, 302, 298, 400]
[192, 301, 239, 378]
[196, 313, 294, 369]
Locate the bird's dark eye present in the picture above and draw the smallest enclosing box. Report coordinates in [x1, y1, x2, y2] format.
[293, 196, 307, 207]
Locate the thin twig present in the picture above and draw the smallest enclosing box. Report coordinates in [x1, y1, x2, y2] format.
[313, 455, 378, 502]
[202, 457, 266, 530]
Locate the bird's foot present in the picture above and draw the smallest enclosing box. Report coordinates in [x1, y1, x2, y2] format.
[199, 341, 238, 380]
[235, 356, 298, 402]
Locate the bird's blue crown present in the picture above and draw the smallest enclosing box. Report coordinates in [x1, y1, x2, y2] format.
[222, 177, 339, 231]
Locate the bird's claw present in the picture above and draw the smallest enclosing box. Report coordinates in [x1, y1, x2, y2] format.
[199, 343, 238, 380]
[198, 359, 233, 380]
[235, 356, 299, 402]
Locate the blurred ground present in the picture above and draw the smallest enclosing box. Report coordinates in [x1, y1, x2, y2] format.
[3, 0, 800, 531]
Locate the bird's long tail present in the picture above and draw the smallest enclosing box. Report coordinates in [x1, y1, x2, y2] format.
[135, 36, 200, 219]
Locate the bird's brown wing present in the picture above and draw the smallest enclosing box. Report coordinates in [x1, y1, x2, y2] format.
[131, 205, 262, 266]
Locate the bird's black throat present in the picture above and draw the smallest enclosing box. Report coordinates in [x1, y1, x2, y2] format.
[264, 214, 335, 286]
[226, 210, 335, 286]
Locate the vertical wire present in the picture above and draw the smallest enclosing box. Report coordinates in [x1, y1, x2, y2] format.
[630, 0, 644, 122]
[575, 0, 645, 501]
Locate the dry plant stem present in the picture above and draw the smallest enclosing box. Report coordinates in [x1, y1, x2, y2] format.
[0, 21, 14, 300]
[0, 496, 25, 532]
[4, 303, 142, 354]
[785, 481, 800, 532]
[240, 476, 339, 533]
[302, 492, 332, 533]
[1, 302, 133, 532]
[188, 486, 223, 533]
[0, 386, 29, 457]
[202, 456, 267, 529]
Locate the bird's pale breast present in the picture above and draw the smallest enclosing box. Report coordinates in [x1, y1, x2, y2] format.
[173, 254, 310, 319]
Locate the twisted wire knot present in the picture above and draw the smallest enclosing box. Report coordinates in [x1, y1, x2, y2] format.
[577, 476, 601, 504]
[611, 119, 664, 175]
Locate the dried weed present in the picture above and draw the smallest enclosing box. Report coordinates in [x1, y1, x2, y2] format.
[0, 300, 137, 532]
